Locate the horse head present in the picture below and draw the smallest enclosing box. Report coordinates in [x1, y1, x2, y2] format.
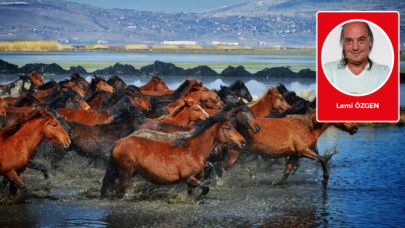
[28, 72, 45, 86]
[107, 75, 128, 92]
[145, 97, 170, 118]
[217, 113, 246, 149]
[125, 86, 151, 112]
[35, 107, 71, 149]
[230, 80, 253, 102]
[332, 122, 359, 135]
[267, 87, 291, 113]
[217, 85, 239, 105]
[228, 98, 260, 133]
[70, 73, 90, 91]
[0, 105, 5, 119]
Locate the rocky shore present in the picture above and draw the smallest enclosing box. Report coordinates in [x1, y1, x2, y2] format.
[0, 59, 315, 78]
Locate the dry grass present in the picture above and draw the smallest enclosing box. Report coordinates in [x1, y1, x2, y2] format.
[125, 44, 149, 50]
[151, 45, 181, 50]
[181, 45, 204, 50]
[0, 40, 62, 51]
[83, 44, 109, 50]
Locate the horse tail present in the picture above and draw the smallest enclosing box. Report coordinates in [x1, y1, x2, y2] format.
[101, 147, 119, 198]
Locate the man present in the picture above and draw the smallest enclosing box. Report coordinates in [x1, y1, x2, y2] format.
[323, 21, 390, 94]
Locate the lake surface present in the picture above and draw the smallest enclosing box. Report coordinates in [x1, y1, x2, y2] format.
[0, 54, 404, 227]
[0, 127, 404, 228]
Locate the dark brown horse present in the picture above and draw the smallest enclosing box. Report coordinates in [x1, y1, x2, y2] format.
[49, 106, 147, 166]
[84, 76, 114, 98]
[140, 76, 170, 92]
[229, 80, 253, 102]
[107, 75, 128, 92]
[222, 109, 358, 188]
[101, 112, 246, 199]
[70, 73, 90, 91]
[248, 87, 291, 117]
[0, 107, 71, 200]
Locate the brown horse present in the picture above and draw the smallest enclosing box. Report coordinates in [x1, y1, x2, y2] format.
[101, 112, 246, 199]
[0, 105, 5, 119]
[28, 72, 45, 87]
[0, 97, 8, 107]
[140, 76, 171, 92]
[70, 73, 90, 91]
[84, 76, 114, 98]
[150, 97, 209, 125]
[222, 109, 358, 188]
[0, 107, 71, 199]
[248, 87, 291, 117]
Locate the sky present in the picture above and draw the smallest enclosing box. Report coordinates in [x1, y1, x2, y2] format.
[65, 0, 248, 12]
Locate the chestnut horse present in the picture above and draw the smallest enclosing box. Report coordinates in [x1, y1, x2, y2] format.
[27, 72, 45, 87]
[222, 109, 358, 188]
[58, 86, 150, 125]
[0, 105, 5, 119]
[0, 107, 71, 199]
[84, 76, 114, 98]
[150, 97, 209, 125]
[248, 87, 291, 117]
[101, 112, 246, 199]
[140, 76, 170, 92]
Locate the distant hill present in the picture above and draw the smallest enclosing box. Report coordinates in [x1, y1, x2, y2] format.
[204, 0, 405, 16]
[0, 0, 403, 47]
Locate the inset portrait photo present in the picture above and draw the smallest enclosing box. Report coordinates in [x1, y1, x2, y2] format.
[321, 19, 394, 96]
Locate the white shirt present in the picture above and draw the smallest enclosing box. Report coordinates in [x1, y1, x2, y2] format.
[323, 60, 390, 95]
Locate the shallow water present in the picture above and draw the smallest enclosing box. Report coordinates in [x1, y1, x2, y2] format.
[0, 127, 404, 228]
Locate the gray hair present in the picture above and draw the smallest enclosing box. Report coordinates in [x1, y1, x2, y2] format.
[339, 21, 373, 70]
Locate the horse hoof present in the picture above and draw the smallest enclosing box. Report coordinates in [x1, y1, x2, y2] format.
[272, 180, 284, 187]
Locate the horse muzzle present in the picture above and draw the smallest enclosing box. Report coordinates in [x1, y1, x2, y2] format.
[240, 140, 246, 148]
[62, 140, 71, 150]
[350, 127, 359, 135]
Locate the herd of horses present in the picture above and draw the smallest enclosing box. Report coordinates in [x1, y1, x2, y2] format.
[0, 72, 358, 203]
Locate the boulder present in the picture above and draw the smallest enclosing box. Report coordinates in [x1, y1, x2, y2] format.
[140, 61, 185, 76]
[254, 66, 297, 78]
[19, 63, 68, 74]
[0, 59, 19, 74]
[221, 65, 252, 77]
[297, 68, 316, 78]
[93, 63, 139, 75]
[68, 65, 88, 74]
[184, 65, 218, 76]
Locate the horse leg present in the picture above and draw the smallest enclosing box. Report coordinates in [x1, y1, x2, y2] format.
[186, 176, 209, 201]
[27, 160, 49, 180]
[273, 156, 299, 186]
[302, 148, 329, 189]
[4, 170, 24, 189]
[118, 169, 134, 199]
[221, 148, 241, 171]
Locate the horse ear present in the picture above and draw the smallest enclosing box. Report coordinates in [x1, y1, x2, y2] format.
[239, 81, 243, 86]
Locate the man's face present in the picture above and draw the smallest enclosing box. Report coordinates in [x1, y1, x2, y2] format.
[342, 22, 372, 65]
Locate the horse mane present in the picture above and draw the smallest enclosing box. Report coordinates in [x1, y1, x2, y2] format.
[152, 75, 163, 81]
[38, 79, 57, 90]
[249, 86, 277, 105]
[173, 110, 226, 147]
[131, 129, 193, 142]
[1, 108, 48, 140]
[45, 90, 80, 109]
[286, 109, 319, 131]
[229, 80, 244, 90]
[109, 105, 142, 124]
[57, 79, 71, 86]
[14, 92, 41, 107]
[171, 79, 191, 99]
[88, 75, 106, 92]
